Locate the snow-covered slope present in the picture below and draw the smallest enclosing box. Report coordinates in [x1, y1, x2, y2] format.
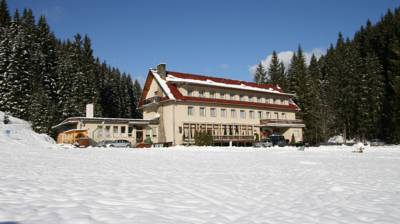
[0, 111, 55, 149]
[1, 112, 400, 223]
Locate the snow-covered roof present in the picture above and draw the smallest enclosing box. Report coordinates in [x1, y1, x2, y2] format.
[52, 117, 153, 130]
[150, 69, 175, 100]
[141, 69, 300, 111]
[166, 74, 288, 96]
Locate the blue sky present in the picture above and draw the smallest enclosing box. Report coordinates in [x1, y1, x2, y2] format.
[9, 0, 400, 84]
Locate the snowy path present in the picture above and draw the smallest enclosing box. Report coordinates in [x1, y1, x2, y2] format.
[1, 145, 400, 224]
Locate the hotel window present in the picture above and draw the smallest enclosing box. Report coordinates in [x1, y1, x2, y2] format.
[187, 89, 193, 96]
[220, 92, 225, 99]
[200, 107, 206, 117]
[221, 109, 226, 117]
[152, 127, 157, 137]
[199, 90, 204, 97]
[240, 95, 245, 101]
[210, 91, 215, 98]
[121, 126, 126, 134]
[210, 108, 217, 117]
[249, 110, 255, 119]
[266, 112, 270, 119]
[257, 97, 262, 103]
[258, 111, 263, 119]
[230, 94, 235, 100]
[240, 110, 246, 119]
[188, 106, 194, 116]
[231, 109, 237, 118]
[281, 113, 286, 119]
[275, 112, 279, 119]
[249, 96, 253, 102]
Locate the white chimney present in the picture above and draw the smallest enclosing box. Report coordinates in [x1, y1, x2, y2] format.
[86, 104, 94, 118]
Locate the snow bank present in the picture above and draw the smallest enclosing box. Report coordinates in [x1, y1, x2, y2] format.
[0, 111, 55, 149]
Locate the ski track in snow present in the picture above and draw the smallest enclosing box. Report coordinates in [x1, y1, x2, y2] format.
[1, 144, 400, 224]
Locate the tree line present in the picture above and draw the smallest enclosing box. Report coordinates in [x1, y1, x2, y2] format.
[0, 0, 142, 135]
[254, 7, 400, 144]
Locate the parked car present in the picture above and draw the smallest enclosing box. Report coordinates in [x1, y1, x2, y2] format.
[109, 139, 131, 148]
[97, 140, 114, 147]
[253, 138, 273, 148]
[269, 134, 287, 146]
[370, 139, 385, 146]
[74, 137, 90, 148]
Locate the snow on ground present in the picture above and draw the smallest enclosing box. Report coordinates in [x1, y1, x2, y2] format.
[1, 116, 400, 223]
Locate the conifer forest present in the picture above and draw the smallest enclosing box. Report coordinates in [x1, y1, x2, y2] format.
[253, 7, 400, 144]
[0, 0, 143, 136]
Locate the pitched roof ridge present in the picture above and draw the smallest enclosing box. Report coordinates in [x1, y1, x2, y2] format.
[166, 70, 280, 91]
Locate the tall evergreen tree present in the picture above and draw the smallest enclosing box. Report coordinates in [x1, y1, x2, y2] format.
[5, 20, 32, 119]
[268, 51, 287, 89]
[0, 0, 10, 27]
[254, 62, 267, 84]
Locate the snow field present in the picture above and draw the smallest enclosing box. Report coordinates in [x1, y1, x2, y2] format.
[1, 112, 400, 223]
[1, 144, 400, 224]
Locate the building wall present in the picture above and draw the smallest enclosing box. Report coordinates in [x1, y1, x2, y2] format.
[147, 102, 299, 145]
[282, 127, 303, 142]
[143, 77, 303, 145]
[147, 78, 165, 98]
[71, 121, 156, 146]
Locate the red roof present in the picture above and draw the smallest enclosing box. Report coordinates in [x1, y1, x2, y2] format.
[167, 71, 284, 93]
[139, 69, 299, 111]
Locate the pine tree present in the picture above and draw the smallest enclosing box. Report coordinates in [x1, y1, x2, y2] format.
[0, 21, 10, 111]
[133, 79, 143, 118]
[0, 0, 10, 28]
[254, 62, 267, 84]
[304, 54, 323, 144]
[5, 19, 32, 119]
[268, 51, 286, 89]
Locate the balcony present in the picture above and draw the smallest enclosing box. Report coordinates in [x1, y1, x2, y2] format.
[213, 135, 254, 142]
[143, 96, 162, 106]
[260, 119, 305, 128]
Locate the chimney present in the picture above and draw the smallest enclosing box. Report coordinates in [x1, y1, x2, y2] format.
[86, 103, 94, 118]
[157, 63, 167, 79]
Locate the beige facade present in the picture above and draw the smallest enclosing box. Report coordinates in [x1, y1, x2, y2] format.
[53, 117, 158, 146]
[140, 64, 305, 146]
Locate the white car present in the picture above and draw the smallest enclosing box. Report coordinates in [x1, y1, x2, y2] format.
[109, 140, 131, 148]
[253, 139, 273, 148]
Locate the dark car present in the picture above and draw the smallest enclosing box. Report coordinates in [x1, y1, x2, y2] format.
[370, 139, 385, 146]
[269, 134, 287, 146]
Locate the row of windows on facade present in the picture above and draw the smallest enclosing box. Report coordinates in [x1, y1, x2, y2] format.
[95, 125, 157, 137]
[187, 106, 287, 120]
[186, 89, 288, 105]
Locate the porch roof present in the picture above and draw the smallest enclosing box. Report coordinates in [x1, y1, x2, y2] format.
[260, 119, 305, 128]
